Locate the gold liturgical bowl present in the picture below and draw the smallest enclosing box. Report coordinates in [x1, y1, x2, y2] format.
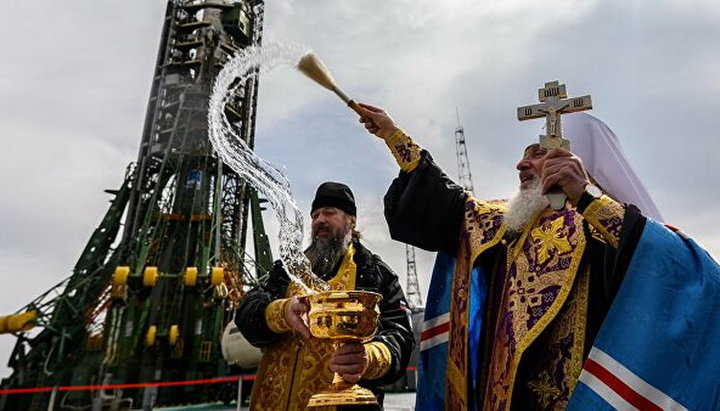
[306, 290, 382, 408]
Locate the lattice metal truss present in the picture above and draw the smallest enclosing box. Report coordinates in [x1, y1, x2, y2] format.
[0, 2, 268, 410]
[405, 244, 423, 309]
[455, 108, 475, 194]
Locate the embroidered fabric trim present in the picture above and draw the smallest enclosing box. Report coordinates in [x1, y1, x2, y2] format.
[386, 130, 422, 172]
[364, 341, 392, 380]
[485, 208, 587, 410]
[526, 265, 590, 409]
[265, 297, 293, 334]
[582, 195, 625, 248]
[445, 198, 507, 409]
[328, 243, 357, 290]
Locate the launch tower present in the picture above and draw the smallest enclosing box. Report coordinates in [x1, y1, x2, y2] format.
[0, 1, 268, 409]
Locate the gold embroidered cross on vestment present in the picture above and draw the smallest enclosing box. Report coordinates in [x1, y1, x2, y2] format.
[530, 216, 572, 265]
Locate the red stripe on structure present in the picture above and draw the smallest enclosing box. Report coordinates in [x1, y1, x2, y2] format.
[0, 375, 255, 396]
[584, 358, 663, 411]
[420, 321, 449, 342]
[0, 367, 419, 397]
[0, 387, 54, 395]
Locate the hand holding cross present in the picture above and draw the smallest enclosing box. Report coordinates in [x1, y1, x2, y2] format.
[517, 81, 593, 209]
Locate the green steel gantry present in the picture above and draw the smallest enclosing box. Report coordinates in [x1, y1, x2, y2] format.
[0, 1, 270, 409]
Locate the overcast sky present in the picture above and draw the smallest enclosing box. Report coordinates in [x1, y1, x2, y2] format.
[1, 0, 718, 377]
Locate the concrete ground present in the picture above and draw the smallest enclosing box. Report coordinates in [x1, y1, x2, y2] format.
[158, 392, 416, 410]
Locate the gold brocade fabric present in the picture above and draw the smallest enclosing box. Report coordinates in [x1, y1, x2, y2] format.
[439, 197, 596, 410]
[525, 266, 589, 410]
[386, 130, 422, 172]
[265, 298, 293, 334]
[364, 341, 393, 380]
[251, 311, 336, 411]
[328, 244, 357, 290]
[582, 195, 625, 248]
[445, 198, 507, 409]
[484, 208, 587, 411]
[250, 244, 387, 410]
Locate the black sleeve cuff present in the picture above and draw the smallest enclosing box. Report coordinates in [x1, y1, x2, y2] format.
[577, 190, 596, 214]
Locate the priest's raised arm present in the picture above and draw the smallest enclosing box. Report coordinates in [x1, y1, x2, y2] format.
[384, 148, 468, 254]
[358, 103, 494, 254]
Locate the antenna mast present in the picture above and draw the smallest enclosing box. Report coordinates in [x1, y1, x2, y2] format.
[405, 244, 423, 310]
[455, 108, 475, 193]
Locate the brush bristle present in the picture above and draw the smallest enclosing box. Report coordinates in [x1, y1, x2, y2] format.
[297, 52, 336, 91]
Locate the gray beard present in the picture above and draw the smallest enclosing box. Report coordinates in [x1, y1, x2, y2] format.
[305, 232, 351, 278]
[504, 178, 549, 236]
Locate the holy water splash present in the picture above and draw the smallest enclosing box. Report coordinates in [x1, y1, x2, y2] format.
[208, 42, 328, 293]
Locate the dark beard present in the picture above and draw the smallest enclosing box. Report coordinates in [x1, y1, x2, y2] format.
[305, 233, 349, 279]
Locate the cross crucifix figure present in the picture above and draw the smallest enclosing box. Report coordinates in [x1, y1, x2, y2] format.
[517, 80, 593, 209]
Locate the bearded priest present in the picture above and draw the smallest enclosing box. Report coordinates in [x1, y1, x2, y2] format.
[358, 103, 720, 411]
[236, 181, 414, 410]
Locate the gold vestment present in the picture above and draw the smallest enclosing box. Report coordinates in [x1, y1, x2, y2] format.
[249, 244, 392, 410]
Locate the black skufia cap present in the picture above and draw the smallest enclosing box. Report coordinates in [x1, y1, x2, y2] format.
[311, 182, 356, 216]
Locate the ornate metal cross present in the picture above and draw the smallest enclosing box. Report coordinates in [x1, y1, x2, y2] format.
[517, 81, 592, 150]
[516, 81, 593, 210]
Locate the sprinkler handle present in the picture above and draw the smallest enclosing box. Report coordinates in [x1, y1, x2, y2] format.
[332, 86, 363, 116]
[347, 100, 364, 116]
